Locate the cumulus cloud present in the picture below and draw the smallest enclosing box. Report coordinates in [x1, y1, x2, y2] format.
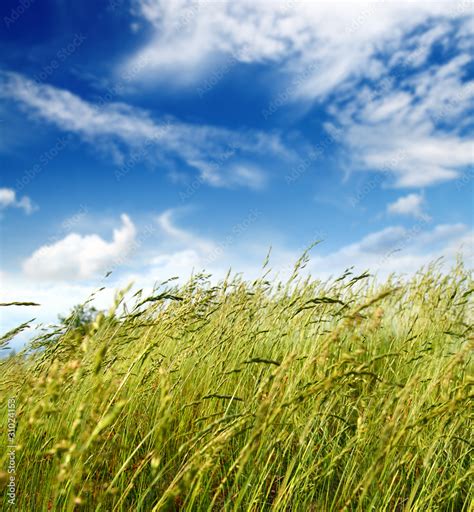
[387, 193, 430, 220]
[0, 71, 290, 189]
[23, 214, 136, 280]
[0, 187, 36, 214]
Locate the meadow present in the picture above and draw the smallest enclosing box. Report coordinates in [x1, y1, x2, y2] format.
[1, 258, 473, 511]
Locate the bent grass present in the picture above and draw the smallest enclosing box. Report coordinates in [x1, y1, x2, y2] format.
[0, 262, 473, 511]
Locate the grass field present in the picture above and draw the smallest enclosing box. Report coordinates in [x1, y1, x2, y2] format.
[1, 259, 473, 511]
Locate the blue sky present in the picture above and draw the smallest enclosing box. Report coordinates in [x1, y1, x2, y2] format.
[0, 0, 473, 340]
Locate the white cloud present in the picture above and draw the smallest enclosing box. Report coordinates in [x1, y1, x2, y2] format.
[189, 161, 267, 189]
[141, 209, 474, 286]
[327, 51, 474, 187]
[145, 207, 266, 281]
[20, 207, 472, 289]
[123, 219, 473, 294]
[125, 1, 471, 94]
[23, 214, 136, 281]
[123, 2, 473, 189]
[0, 188, 15, 207]
[0, 187, 36, 214]
[308, 223, 473, 280]
[3, 213, 472, 348]
[0, 71, 290, 189]
[156, 209, 217, 255]
[387, 193, 430, 221]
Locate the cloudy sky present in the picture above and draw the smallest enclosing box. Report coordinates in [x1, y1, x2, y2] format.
[1, 0, 473, 342]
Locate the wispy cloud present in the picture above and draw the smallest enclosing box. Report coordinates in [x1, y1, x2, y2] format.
[0, 71, 290, 189]
[125, 1, 471, 97]
[147, 206, 265, 280]
[156, 209, 217, 255]
[308, 223, 472, 280]
[124, 2, 473, 190]
[128, 209, 473, 285]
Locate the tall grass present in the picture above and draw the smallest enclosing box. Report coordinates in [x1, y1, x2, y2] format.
[1, 261, 473, 511]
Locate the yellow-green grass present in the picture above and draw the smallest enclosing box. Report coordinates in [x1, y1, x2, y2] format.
[1, 261, 473, 511]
